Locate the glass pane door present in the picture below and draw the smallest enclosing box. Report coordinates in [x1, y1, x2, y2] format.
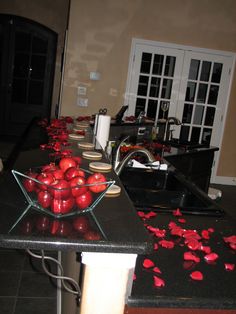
[126, 43, 184, 125]
[176, 51, 232, 147]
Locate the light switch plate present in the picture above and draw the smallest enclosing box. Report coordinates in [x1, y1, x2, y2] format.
[78, 86, 87, 95]
[77, 97, 88, 107]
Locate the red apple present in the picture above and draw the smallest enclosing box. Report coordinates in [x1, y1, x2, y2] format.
[84, 230, 101, 241]
[72, 156, 82, 165]
[73, 216, 89, 233]
[59, 157, 77, 172]
[35, 216, 50, 232]
[37, 172, 55, 191]
[69, 176, 87, 197]
[64, 167, 82, 181]
[51, 196, 75, 214]
[75, 191, 93, 210]
[23, 171, 38, 192]
[49, 179, 71, 200]
[86, 172, 107, 193]
[50, 168, 65, 180]
[50, 221, 71, 236]
[41, 162, 58, 173]
[37, 190, 52, 208]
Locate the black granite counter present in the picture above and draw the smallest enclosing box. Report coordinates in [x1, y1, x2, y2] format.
[128, 210, 236, 309]
[0, 121, 152, 254]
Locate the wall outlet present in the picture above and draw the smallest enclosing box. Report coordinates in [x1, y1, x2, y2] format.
[78, 86, 87, 95]
[77, 97, 88, 107]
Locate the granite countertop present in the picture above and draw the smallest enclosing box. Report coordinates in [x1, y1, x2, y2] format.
[0, 121, 152, 254]
[128, 210, 236, 309]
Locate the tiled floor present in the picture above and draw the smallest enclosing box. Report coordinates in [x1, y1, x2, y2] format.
[0, 249, 57, 314]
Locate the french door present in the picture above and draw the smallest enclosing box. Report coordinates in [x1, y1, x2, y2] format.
[125, 39, 235, 181]
[0, 14, 57, 137]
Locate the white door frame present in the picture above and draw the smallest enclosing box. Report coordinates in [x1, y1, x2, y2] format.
[125, 38, 236, 185]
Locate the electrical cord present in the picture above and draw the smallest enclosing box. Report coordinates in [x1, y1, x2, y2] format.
[26, 249, 81, 301]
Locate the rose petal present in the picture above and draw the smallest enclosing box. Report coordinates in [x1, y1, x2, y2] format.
[184, 251, 200, 263]
[173, 208, 182, 216]
[229, 243, 236, 250]
[178, 218, 186, 224]
[153, 275, 165, 287]
[224, 235, 236, 244]
[143, 258, 155, 268]
[137, 211, 145, 218]
[199, 245, 211, 254]
[170, 226, 184, 237]
[190, 271, 203, 281]
[155, 229, 166, 238]
[224, 263, 235, 271]
[204, 252, 219, 262]
[145, 211, 157, 219]
[153, 243, 159, 251]
[159, 240, 175, 249]
[183, 230, 201, 240]
[201, 230, 210, 240]
[153, 266, 162, 274]
[133, 273, 137, 280]
[185, 238, 200, 251]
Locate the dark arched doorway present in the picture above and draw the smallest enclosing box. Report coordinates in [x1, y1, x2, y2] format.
[0, 14, 57, 137]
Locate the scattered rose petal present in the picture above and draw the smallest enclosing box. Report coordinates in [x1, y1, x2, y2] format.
[185, 238, 200, 251]
[201, 230, 210, 240]
[224, 235, 236, 244]
[155, 228, 166, 238]
[224, 263, 235, 271]
[190, 271, 203, 281]
[208, 228, 214, 233]
[145, 211, 157, 219]
[229, 243, 236, 250]
[199, 245, 211, 254]
[184, 251, 200, 263]
[183, 261, 195, 270]
[168, 221, 177, 229]
[204, 252, 219, 263]
[153, 266, 162, 274]
[183, 230, 201, 240]
[153, 243, 159, 250]
[159, 240, 175, 249]
[133, 273, 137, 280]
[143, 258, 155, 268]
[137, 211, 145, 218]
[153, 275, 165, 287]
[170, 226, 184, 237]
[178, 218, 186, 223]
[173, 208, 182, 216]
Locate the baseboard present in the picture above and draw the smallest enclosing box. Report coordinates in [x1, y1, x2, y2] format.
[211, 176, 236, 186]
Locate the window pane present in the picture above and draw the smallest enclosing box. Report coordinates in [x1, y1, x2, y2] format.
[161, 79, 172, 99]
[193, 105, 204, 125]
[208, 85, 219, 105]
[185, 82, 196, 102]
[188, 59, 200, 80]
[197, 83, 208, 103]
[140, 53, 152, 74]
[180, 125, 190, 142]
[182, 103, 193, 123]
[137, 75, 149, 96]
[200, 61, 211, 81]
[29, 81, 44, 105]
[149, 77, 160, 97]
[32, 36, 48, 54]
[202, 128, 212, 145]
[152, 54, 164, 75]
[211, 63, 222, 83]
[31, 55, 46, 79]
[191, 127, 201, 143]
[15, 31, 31, 52]
[204, 106, 215, 126]
[164, 56, 176, 77]
[12, 78, 27, 103]
[147, 99, 158, 119]
[135, 98, 146, 117]
[14, 53, 30, 78]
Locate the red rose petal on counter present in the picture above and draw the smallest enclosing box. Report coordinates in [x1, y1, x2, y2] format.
[168, 221, 177, 229]
[184, 251, 200, 263]
[145, 211, 157, 219]
[224, 263, 235, 271]
[224, 235, 236, 244]
[133, 273, 137, 280]
[199, 245, 211, 254]
[155, 229, 166, 238]
[208, 228, 214, 233]
[170, 226, 184, 237]
[159, 240, 175, 249]
[173, 208, 182, 216]
[143, 258, 155, 269]
[229, 243, 236, 250]
[153, 275, 165, 287]
[190, 271, 203, 281]
[201, 230, 210, 240]
[185, 238, 200, 251]
[153, 266, 162, 274]
[204, 252, 219, 263]
[183, 230, 201, 240]
[153, 243, 159, 250]
[183, 261, 195, 270]
[137, 211, 145, 218]
[178, 218, 186, 224]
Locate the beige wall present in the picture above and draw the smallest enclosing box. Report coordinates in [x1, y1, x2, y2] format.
[0, 0, 70, 117]
[62, 0, 236, 180]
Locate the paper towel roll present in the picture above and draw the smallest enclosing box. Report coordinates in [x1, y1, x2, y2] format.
[93, 114, 99, 136]
[95, 115, 111, 150]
